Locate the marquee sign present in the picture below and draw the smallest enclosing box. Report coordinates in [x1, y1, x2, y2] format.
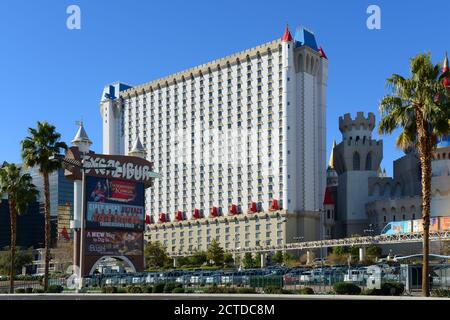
[65, 146, 158, 276]
[64, 146, 157, 188]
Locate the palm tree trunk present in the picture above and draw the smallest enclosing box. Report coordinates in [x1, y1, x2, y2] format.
[416, 110, 432, 297]
[420, 149, 432, 297]
[43, 172, 51, 292]
[9, 199, 16, 294]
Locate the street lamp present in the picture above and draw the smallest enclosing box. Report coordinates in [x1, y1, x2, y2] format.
[52, 155, 116, 291]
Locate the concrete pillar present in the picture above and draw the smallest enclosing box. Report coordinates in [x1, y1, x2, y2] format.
[260, 253, 265, 268]
[306, 250, 312, 265]
[359, 247, 366, 262]
[173, 257, 178, 268]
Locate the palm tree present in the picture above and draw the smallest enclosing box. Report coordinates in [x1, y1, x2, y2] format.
[0, 163, 38, 293]
[378, 53, 450, 297]
[21, 122, 68, 291]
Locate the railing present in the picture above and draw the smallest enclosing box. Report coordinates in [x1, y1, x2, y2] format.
[170, 230, 450, 257]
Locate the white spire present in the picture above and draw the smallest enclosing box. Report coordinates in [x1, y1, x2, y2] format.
[128, 136, 146, 158]
[71, 121, 92, 153]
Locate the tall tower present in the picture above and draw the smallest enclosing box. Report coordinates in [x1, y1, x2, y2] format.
[100, 82, 132, 155]
[334, 112, 383, 236]
[283, 26, 328, 213]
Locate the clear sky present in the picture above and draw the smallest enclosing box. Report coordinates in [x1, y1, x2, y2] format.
[0, 0, 449, 176]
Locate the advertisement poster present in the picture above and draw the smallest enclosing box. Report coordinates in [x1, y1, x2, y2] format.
[390, 221, 410, 234]
[430, 217, 439, 232]
[440, 217, 450, 231]
[412, 219, 423, 233]
[85, 230, 143, 256]
[85, 176, 145, 231]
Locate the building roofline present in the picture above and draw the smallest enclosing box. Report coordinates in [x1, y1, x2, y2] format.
[119, 39, 281, 98]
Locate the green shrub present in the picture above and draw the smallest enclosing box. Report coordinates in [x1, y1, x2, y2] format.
[32, 288, 45, 293]
[117, 287, 127, 293]
[237, 287, 256, 294]
[153, 283, 165, 293]
[15, 288, 26, 294]
[25, 287, 33, 294]
[142, 286, 153, 293]
[163, 282, 181, 293]
[298, 287, 314, 295]
[46, 285, 64, 293]
[332, 282, 361, 295]
[172, 287, 185, 293]
[126, 285, 143, 293]
[380, 282, 404, 296]
[224, 287, 237, 294]
[362, 288, 383, 296]
[205, 285, 224, 294]
[431, 289, 450, 298]
[263, 285, 284, 294]
[102, 286, 118, 294]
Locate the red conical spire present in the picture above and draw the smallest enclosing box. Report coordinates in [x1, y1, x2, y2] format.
[281, 24, 293, 42]
[443, 52, 449, 88]
[318, 47, 328, 59]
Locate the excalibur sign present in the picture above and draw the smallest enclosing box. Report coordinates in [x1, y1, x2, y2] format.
[63, 130, 159, 287]
[64, 146, 160, 187]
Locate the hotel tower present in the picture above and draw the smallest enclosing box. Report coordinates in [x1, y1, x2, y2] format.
[101, 26, 328, 253]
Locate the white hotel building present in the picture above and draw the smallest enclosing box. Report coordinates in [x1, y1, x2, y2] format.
[100, 26, 329, 254]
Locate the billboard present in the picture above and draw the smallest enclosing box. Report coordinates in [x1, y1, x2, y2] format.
[412, 219, 423, 233]
[85, 176, 144, 231]
[440, 217, 450, 231]
[85, 230, 143, 256]
[390, 221, 410, 234]
[430, 217, 439, 232]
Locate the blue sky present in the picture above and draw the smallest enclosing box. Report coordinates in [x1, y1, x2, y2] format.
[0, 0, 449, 176]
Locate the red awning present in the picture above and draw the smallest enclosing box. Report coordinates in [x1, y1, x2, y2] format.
[192, 209, 200, 219]
[159, 213, 166, 223]
[175, 211, 183, 221]
[270, 199, 279, 211]
[210, 207, 218, 217]
[250, 202, 257, 213]
[229, 204, 238, 215]
[145, 215, 151, 225]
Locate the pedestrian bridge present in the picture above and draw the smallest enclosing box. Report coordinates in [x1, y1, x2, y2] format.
[170, 230, 450, 257]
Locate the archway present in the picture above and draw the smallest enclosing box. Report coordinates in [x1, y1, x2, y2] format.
[89, 256, 137, 275]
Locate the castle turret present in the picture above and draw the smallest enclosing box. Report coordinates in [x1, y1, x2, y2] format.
[71, 122, 92, 153]
[334, 112, 383, 237]
[128, 136, 146, 159]
[100, 82, 133, 155]
[326, 139, 338, 187]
